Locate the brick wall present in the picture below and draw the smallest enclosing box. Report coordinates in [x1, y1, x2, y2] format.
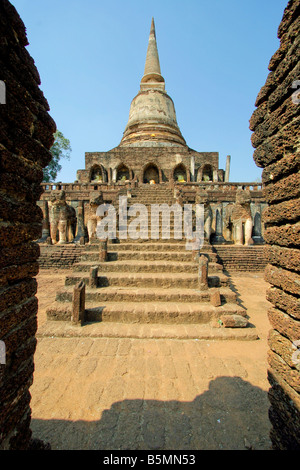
[250, 0, 300, 449]
[80, 147, 220, 184]
[39, 244, 84, 269]
[0, 0, 56, 449]
[212, 246, 267, 272]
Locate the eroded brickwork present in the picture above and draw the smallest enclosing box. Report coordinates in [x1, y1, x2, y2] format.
[39, 245, 84, 269]
[250, 0, 300, 450]
[0, 0, 56, 449]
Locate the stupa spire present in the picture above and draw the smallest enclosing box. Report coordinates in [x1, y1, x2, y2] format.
[120, 17, 186, 147]
[140, 18, 165, 91]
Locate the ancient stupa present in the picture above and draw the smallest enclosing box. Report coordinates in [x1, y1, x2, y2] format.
[75, 17, 222, 185]
[120, 18, 187, 148]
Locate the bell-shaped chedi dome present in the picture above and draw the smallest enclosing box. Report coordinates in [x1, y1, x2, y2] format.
[120, 18, 186, 147]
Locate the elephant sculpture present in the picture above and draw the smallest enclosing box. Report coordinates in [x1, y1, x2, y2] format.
[224, 189, 254, 245]
[84, 193, 104, 243]
[49, 190, 76, 244]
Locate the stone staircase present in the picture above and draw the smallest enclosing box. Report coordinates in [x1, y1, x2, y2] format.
[39, 244, 84, 269]
[212, 245, 267, 272]
[129, 185, 176, 206]
[46, 186, 250, 331]
[47, 239, 246, 325]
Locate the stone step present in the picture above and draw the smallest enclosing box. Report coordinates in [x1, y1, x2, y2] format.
[115, 231, 192, 238]
[130, 197, 176, 199]
[218, 256, 266, 261]
[121, 219, 187, 226]
[47, 300, 245, 324]
[131, 188, 173, 190]
[215, 251, 265, 256]
[55, 285, 237, 304]
[37, 320, 259, 341]
[220, 258, 266, 261]
[213, 248, 265, 255]
[129, 193, 174, 197]
[129, 198, 176, 202]
[85, 244, 209, 253]
[101, 242, 214, 251]
[130, 193, 174, 196]
[64, 271, 229, 288]
[128, 196, 176, 200]
[127, 202, 176, 207]
[72, 259, 223, 274]
[81, 250, 219, 263]
[116, 218, 192, 225]
[212, 246, 267, 272]
[131, 187, 173, 190]
[107, 235, 200, 242]
[115, 228, 197, 237]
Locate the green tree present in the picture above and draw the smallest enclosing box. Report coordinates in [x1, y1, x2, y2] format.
[43, 130, 72, 182]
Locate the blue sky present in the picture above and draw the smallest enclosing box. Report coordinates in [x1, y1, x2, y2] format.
[10, 0, 287, 183]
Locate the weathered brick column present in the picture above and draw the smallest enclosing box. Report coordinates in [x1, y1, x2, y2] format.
[89, 266, 98, 289]
[72, 281, 86, 325]
[198, 255, 208, 290]
[0, 0, 56, 449]
[250, 0, 300, 450]
[99, 239, 108, 262]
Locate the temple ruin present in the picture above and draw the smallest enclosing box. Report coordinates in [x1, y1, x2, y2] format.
[38, 20, 266, 254]
[37, 18, 268, 334]
[2, 0, 298, 451]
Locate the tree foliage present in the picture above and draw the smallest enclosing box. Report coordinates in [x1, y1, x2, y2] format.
[43, 130, 72, 182]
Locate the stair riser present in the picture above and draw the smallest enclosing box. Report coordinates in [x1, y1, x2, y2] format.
[120, 223, 188, 230]
[88, 238, 202, 246]
[73, 264, 222, 274]
[47, 305, 240, 324]
[56, 290, 236, 303]
[87, 243, 214, 252]
[86, 310, 218, 324]
[46, 309, 219, 325]
[65, 275, 227, 288]
[81, 251, 218, 262]
[129, 199, 176, 203]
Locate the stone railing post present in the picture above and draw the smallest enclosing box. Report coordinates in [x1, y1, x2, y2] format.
[198, 255, 208, 290]
[210, 289, 221, 307]
[89, 266, 98, 289]
[72, 281, 85, 325]
[99, 239, 108, 262]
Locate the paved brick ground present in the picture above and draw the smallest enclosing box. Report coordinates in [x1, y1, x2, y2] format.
[30, 270, 272, 450]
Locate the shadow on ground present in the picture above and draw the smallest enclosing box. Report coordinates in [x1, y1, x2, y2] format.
[31, 376, 271, 451]
[225, 272, 247, 310]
